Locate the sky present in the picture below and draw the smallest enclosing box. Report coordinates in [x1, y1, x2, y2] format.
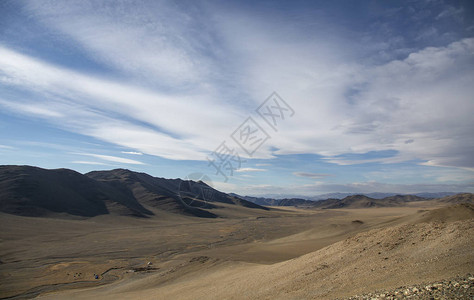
[0, 0, 473, 197]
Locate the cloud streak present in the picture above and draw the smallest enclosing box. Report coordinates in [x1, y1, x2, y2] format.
[73, 153, 144, 165]
[0, 46, 244, 160]
[236, 168, 266, 173]
[71, 161, 109, 166]
[293, 172, 332, 179]
[121, 151, 143, 156]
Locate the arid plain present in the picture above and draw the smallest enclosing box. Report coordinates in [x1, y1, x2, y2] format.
[1, 196, 472, 299]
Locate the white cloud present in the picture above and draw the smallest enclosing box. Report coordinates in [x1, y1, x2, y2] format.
[239, 174, 254, 178]
[235, 167, 266, 172]
[73, 153, 144, 165]
[121, 151, 143, 155]
[22, 0, 210, 88]
[0, 99, 63, 118]
[0, 145, 15, 150]
[436, 5, 464, 21]
[293, 172, 332, 179]
[0, 46, 244, 160]
[219, 25, 474, 169]
[71, 160, 108, 166]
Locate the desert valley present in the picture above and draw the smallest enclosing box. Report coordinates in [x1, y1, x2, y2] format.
[0, 165, 472, 299]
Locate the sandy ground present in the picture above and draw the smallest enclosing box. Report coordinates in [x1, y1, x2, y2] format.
[1, 201, 472, 299]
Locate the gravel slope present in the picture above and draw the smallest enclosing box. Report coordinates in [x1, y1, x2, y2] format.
[344, 274, 474, 299]
[40, 205, 474, 299]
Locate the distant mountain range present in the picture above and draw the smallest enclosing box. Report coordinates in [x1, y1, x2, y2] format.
[229, 194, 315, 207]
[232, 193, 473, 209]
[242, 192, 459, 201]
[1, 165, 471, 218]
[0, 165, 266, 218]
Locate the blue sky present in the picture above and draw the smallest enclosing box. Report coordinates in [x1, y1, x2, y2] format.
[0, 0, 473, 196]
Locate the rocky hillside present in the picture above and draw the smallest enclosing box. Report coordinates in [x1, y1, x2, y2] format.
[0, 165, 266, 218]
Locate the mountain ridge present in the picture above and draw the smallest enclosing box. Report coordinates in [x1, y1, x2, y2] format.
[236, 193, 473, 208]
[242, 192, 459, 201]
[0, 165, 266, 219]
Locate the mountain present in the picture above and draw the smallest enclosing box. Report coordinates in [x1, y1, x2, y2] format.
[437, 193, 474, 204]
[276, 198, 316, 206]
[313, 194, 428, 209]
[239, 193, 472, 209]
[230, 194, 280, 206]
[307, 193, 370, 200]
[86, 169, 216, 218]
[247, 192, 400, 201]
[306, 192, 458, 200]
[231, 194, 318, 207]
[416, 203, 474, 223]
[298, 194, 471, 209]
[382, 194, 426, 203]
[240, 194, 436, 209]
[234, 194, 396, 208]
[87, 169, 266, 217]
[0, 165, 152, 218]
[413, 192, 458, 199]
[250, 192, 459, 201]
[0, 166, 266, 218]
[310, 195, 382, 209]
[235, 193, 399, 208]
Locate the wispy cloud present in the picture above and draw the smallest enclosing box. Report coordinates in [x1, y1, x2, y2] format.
[0, 46, 243, 160]
[121, 151, 143, 155]
[293, 172, 332, 179]
[0, 145, 15, 150]
[0, 99, 63, 118]
[436, 6, 464, 21]
[71, 160, 109, 166]
[73, 153, 144, 165]
[22, 1, 214, 88]
[235, 168, 266, 172]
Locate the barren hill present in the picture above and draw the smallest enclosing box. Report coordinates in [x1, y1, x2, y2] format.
[232, 195, 316, 207]
[86, 168, 217, 218]
[0, 165, 265, 219]
[0, 165, 152, 218]
[437, 193, 474, 204]
[86, 169, 265, 215]
[416, 203, 474, 223]
[311, 194, 426, 209]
